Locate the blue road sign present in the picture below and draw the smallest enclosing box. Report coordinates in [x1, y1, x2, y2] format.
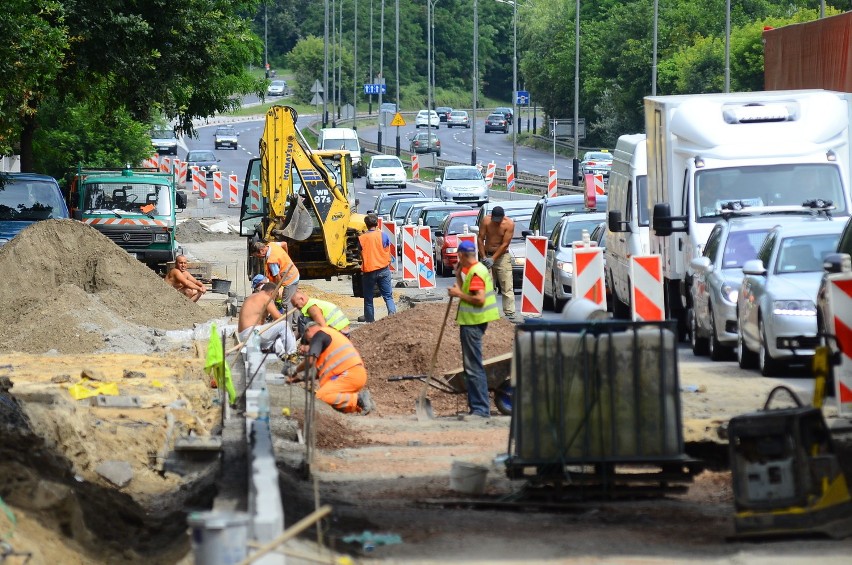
[363, 84, 387, 95]
[516, 90, 530, 106]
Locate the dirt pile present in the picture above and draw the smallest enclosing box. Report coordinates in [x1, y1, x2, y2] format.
[0, 220, 210, 354]
[350, 301, 515, 416]
[175, 218, 241, 243]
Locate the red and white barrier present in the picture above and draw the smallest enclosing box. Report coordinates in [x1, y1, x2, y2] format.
[212, 171, 223, 202]
[415, 226, 436, 289]
[160, 157, 171, 174]
[485, 161, 496, 189]
[827, 274, 852, 415]
[190, 166, 202, 194]
[506, 164, 516, 192]
[594, 173, 606, 196]
[572, 244, 606, 307]
[458, 233, 477, 259]
[630, 255, 664, 321]
[411, 155, 420, 181]
[583, 174, 597, 210]
[382, 220, 398, 273]
[548, 169, 558, 198]
[177, 159, 187, 183]
[521, 236, 548, 316]
[145, 155, 158, 169]
[249, 179, 262, 212]
[401, 226, 418, 281]
[228, 174, 240, 207]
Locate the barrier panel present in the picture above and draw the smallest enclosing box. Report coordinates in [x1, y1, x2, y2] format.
[411, 154, 420, 181]
[191, 166, 202, 194]
[212, 171, 223, 202]
[382, 220, 398, 273]
[228, 175, 240, 207]
[572, 244, 605, 307]
[485, 161, 496, 190]
[827, 274, 852, 415]
[249, 179, 262, 212]
[521, 236, 548, 316]
[506, 164, 516, 192]
[630, 255, 664, 322]
[415, 226, 436, 289]
[401, 226, 417, 281]
[160, 157, 171, 174]
[548, 169, 558, 198]
[594, 173, 606, 195]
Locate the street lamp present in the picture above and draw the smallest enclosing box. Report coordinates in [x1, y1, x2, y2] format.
[427, 0, 439, 148]
[512, 0, 517, 175]
[573, 0, 580, 185]
[377, 0, 385, 151]
[724, 0, 730, 93]
[652, 0, 658, 96]
[471, 0, 478, 166]
[395, 0, 401, 156]
[353, 0, 359, 128]
[324, 0, 329, 126]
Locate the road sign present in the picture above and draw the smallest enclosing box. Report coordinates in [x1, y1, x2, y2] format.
[363, 83, 387, 95]
[310, 93, 324, 106]
[554, 118, 586, 140]
[341, 103, 355, 119]
[516, 90, 530, 106]
[390, 112, 406, 127]
[310, 80, 324, 94]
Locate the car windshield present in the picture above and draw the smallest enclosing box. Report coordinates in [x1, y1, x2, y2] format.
[487, 114, 502, 120]
[216, 127, 235, 135]
[406, 204, 428, 222]
[445, 215, 476, 233]
[422, 209, 454, 228]
[188, 151, 215, 161]
[444, 168, 482, 181]
[80, 182, 172, 216]
[584, 152, 611, 161]
[511, 214, 533, 238]
[372, 158, 401, 169]
[0, 179, 66, 221]
[417, 133, 437, 142]
[271, 81, 286, 87]
[152, 129, 175, 139]
[560, 218, 606, 247]
[392, 200, 427, 219]
[322, 139, 359, 152]
[721, 229, 768, 269]
[775, 233, 841, 274]
[451, 112, 466, 117]
[377, 196, 407, 215]
[544, 203, 601, 235]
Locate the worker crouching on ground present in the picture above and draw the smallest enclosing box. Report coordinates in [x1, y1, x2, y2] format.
[238, 283, 298, 359]
[358, 214, 397, 322]
[291, 291, 352, 337]
[165, 255, 206, 302]
[252, 240, 300, 306]
[286, 323, 375, 415]
[447, 240, 500, 418]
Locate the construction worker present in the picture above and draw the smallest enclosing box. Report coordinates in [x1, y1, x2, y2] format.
[251, 274, 269, 293]
[251, 240, 300, 306]
[477, 206, 517, 320]
[165, 255, 206, 302]
[287, 323, 375, 415]
[358, 214, 397, 322]
[290, 291, 352, 336]
[237, 283, 298, 359]
[447, 240, 500, 418]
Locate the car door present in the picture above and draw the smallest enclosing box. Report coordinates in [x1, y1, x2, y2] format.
[545, 218, 565, 298]
[693, 224, 723, 332]
[741, 231, 777, 349]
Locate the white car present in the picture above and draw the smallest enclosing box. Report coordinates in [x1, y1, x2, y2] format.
[415, 110, 440, 129]
[366, 156, 407, 190]
[436, 165, 488, 206]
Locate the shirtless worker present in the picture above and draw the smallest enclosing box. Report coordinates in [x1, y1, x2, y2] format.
[476, 206, 517, 320]
[165, 255, 206, 302]
[237, 283, 297, 360]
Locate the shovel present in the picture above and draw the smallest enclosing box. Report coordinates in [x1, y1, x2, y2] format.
[415, 297, 454, 420]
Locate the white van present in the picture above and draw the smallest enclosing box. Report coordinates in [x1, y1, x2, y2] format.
[604, 133, 649, 318]
[318, 128, 365, 177]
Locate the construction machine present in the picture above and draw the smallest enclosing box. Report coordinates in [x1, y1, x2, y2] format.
[239, 106, 367, 294]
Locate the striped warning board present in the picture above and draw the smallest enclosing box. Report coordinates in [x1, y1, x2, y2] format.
[485, 161, 496, 189]
[594, 173, 605, 195]
[401, 225, 417, 281]
[176, 159, 187, 184]
[458, 233, 477, 260]
[506, 164, 516, 192]
[382, 220, 398, 273]
[547, 169, 557, 198]
[827, 274, 852, 415]
[630, 254, 664, 321]
[521, 236, 548, 315]
[212, 171, 223, 202]
[190, 166, 201, 194]
[228, 174, 239, 207]
[82, 217, 170, 227]
[415, 226, 435, 289]
[572, 245, 606, 307]
[147, 154, 159, 169]
[160, 157, 171, 174]
[249, 178, 262, 212]
[411, 154, 420, 181]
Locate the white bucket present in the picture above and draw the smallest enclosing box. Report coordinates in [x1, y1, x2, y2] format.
[186, 510, 250, 565]
[449, 461, 488, 495]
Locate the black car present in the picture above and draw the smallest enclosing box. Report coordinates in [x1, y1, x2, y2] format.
[493, 107, 514, 125]
[184, 150, 220, 181]
[435, 106, 453, 123]
[484, 113, 508, 134]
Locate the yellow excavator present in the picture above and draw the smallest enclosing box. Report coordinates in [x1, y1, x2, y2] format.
[239, 105, 368, 294]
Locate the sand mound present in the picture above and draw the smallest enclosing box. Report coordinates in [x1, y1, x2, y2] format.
[0, 219, 210, 354]
[175, 218, 241, 243]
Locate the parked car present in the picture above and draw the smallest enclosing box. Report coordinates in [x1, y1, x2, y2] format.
[267, 80, 288, 96]
[388, 197, 433, 226]
[436, 165, 489, 206]
[434, 209, 479, 275]
[484, 113, 508, 134]
[580, 150, 614, 179]
[527, 194, 608, 239]
[737, 219, 845, 375]
[213, 125, 239, 150]
[409, 131, 441, 156]
[184, 149, 220, 180]
[402, 202, 433, 227]
[447, 110, 471, 129]
[0, 173, 69, 247]
[590, 221, 607, 249]
[415, 110, 440, 129]
[366, 155, 407, 190]
[689, 208, 822, 361]
[150, 128, 178, 155]
[416, 203, 472, 234]
[369, 190, 426, 221]
[435, 107, 453, 123]
[816, 214, 852, 373]
[380, 102, 398, 114]
[544, 212, 607, 311]
[493, 107, 514, 125]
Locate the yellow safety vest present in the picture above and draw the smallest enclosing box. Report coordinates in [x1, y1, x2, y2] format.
[456, 262, 500, 325]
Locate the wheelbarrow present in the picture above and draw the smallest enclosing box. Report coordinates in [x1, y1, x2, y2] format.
[388, 352, 513, 415]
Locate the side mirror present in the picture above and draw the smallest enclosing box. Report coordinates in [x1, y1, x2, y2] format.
[608, 210, 627, 233]
[742, 259, 766, 276]
[547, 240, 556, 250]
[367, 209, 375, 214]
[435, 230, 444, 237]
[435, 177, 442, 183]
[470, 226, 479, 234]
[522, 230, 533, 237]
[653, 203, 673, 236]
[73, 210, 83, 220]
[823, 252, 852, 274]
[690, 256, 712, 273]
[176, 191, 187, 210]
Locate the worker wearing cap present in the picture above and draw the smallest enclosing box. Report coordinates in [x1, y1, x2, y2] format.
[448, 240, 500, 418]
[477, 206, 517, 320]
[250, 274, 269, 293]
[287, 323, 375, 415]
[358, 214, 397, 323]
[291, 291, 351, 336]
[251, 240, 300, 306]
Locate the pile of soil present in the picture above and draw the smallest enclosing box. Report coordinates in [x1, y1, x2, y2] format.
[0, 220, 210, 354]
[175, 219, 241, 243]
[350, 301, 515, 416]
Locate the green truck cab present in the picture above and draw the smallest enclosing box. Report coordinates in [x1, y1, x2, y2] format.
[70, 165, 187, 271]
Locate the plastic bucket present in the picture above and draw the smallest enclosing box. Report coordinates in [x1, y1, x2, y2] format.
[186, 510, 249, 565]
[211, 279, 232, 294]
[449, 461, 488, 495]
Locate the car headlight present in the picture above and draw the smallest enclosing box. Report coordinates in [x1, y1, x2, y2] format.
[154, 233, 170, 243]
[446, 247, 457, 254]
[557, 260, 573, 273]
[209, 164, 219, 172]
[772, 300, 816, 316]
[721, 282, 738, 303]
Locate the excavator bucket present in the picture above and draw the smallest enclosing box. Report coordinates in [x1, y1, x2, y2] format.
[280, 195, 314, 241]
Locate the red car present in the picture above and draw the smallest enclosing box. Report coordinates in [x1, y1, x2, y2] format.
[433, 209, 479, 276]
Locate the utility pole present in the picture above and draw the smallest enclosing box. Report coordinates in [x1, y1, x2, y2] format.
[369, 0, 373, 115]
[395, 0, 401, 156]
[511, 0, 518, 175]
[354, 0, 359, 129]
[471, 0, 478, 166]
[572, 0, 580, 185]
[377, 0, 385, 151]
[324, 0, 329, 126]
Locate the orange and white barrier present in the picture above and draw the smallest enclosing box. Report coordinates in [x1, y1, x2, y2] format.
[190, 166, 202, 194]
[160, 157, 171, 174]
[506, 164, 516, 192]
[212, 171, 223, 202]
[177, 159, 187, 183]
[145, 155, 158, 169]
[572, 244, 606, 307]
[249, 179, 262, 212]
[82, 217, 168, 227]
[401, 225, 417, 281]
[415, 226, 436, 289]
[411, 154, 420, 181]
[827, 274, 852, 414]
[594, 173, 605, 196]
[630, 255, 664, 321]
[383, 220, 398, 272]
[485, 161, 496, 189]
[228, 174, 240, 207]
[521, 236, 548, 315]
[548, 169, 558, 198]
[458, 233, 477, 259]
[583, 174, 597, 210]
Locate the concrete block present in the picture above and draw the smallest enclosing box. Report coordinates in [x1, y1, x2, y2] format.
[96, 460, 133, 487]
[90, 395, 141, 408]
[174, 436, 223, 452]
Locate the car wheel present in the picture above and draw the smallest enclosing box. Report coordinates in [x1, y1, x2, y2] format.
[552, 273, 566, 312]
[759, 317, 782, 376]
[737, 323, 758, 369]
[366, 181, 373, 190]
[494, 380, 513, 415]
[708, 308, 731, 361]
[690, 308, 709, 356]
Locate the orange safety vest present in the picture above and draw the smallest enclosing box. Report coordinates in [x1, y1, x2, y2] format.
[315, 328, 364, 386]
[266, 243, 299, 286]
[359, 229, 390, 272]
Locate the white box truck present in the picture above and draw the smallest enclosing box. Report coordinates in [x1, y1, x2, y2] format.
[646, 90, 852, 336]
[605, 133, 649, 318]
[318, 127, 365, 177]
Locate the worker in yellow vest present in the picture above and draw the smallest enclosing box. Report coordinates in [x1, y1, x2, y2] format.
[290, 291, 352, 337]
[447, 240, 500, 418]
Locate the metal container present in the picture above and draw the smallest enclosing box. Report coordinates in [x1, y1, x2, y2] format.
[186, 510, 249, 565]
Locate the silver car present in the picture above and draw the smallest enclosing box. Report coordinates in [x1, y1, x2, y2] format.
[447, 110, 471, 129]
[544, 212, 607, 311]
[737, 219, 845, 375]
[437, 165, 488, 206]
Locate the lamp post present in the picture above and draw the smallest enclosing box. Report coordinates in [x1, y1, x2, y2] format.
[331, 0, 337, 126]
[353, 0, 359, 128]
[471, 0, 478, 166]
[324, 0, 330, 126]
[338, 0, 344, 121]
[512, 0, 517, 175]
[652, 0, 658, 96]
[263, 1, 268, 78]
[369, 0, 373, 115]
[395, 0, 401, 156]
[724, 0, 730, 93]
[572, 0, 580, 185]
[427, 0, 439, 143]
[377, 0, 385, 151]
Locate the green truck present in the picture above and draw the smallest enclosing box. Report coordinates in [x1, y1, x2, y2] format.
[70, 165, 187, 271]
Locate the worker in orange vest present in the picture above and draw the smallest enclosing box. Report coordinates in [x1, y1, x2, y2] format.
[287, 323, 375, 414]
[358, 214, 397, 322]
[251, 240, 300, 306]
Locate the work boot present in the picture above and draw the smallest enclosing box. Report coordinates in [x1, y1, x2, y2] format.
[357, 388, 376, 415]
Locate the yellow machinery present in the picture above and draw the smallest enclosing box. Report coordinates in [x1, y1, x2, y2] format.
[240, 106, 367, 293]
